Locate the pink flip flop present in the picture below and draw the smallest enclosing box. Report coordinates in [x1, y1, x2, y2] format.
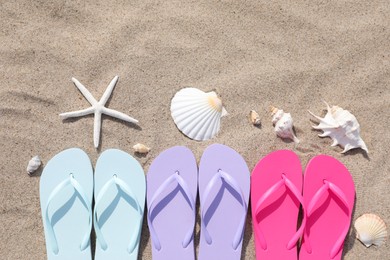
[251, 150, 304, 260]
[198, 144, 250, 260]
[146, 146, 198, 260]
[299, 155, 355, 260]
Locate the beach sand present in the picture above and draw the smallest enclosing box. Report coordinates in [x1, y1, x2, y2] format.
[1, 0, 389, 259]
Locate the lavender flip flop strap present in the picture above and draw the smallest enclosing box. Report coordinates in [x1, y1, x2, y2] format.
[254, 173, 306, 251]
[303, 180, 351, 258]
[94, 174, 143, 254]
[45, 174, 92, 254]
[201, 169, 247, 250]
[148, 171, 196, 251]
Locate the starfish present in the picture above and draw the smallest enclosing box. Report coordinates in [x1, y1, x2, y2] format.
[60, 76, 138, 148]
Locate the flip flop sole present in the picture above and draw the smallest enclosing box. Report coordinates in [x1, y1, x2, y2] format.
[40, 148, 93, 260]
[147, 146, 197, 260]
[198, 144, 250, 260]
[251, 150, 302, 260]
[300, 155, 355, 260]
[94, 149, 146, 260]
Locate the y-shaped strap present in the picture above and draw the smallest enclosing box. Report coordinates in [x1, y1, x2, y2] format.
[94, 174, 143, 254]
[200, 169, 247, 250]
[147, 171, 195, 251]
[45, 173, 92, 255]
[254, 174, 305, 250]
[303, 180, 351, 259]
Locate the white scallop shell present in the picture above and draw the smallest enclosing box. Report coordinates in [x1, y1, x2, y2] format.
[133, 143, 150, 154]
[354, 213, 387, 247]
[249, 110, 261, 126]
[170, 87, 228, 141]
[271, 106, 299, 143]
[309, 101, 368, 153]
[27, 155, 41, 175]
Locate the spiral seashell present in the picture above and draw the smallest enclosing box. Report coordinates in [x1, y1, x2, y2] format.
[27, 155, 41, 175]
[271, 106, 299, 143]
[133, 143, 150, 154]
[249, 110, 261, 126]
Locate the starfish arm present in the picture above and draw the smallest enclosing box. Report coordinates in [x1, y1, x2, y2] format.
[93, 111, 102, 148]
[99, 75, 119, 105]
[59, 107, 95, 119]
[102, 107, 139, 124]
[72, 77, 98, 105]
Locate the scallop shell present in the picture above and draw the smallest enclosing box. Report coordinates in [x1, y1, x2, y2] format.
[133, 143, 150, 154]
[170, 87, 228, 141]
[27, 155, 41, 175]
[354, 213, 387, 247]
[249, 110, 261, 126]
[271, 106, 299, 143]
[309, 101, 368, 153]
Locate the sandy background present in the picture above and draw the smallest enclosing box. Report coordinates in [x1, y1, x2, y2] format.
[1, 0, 389, 259]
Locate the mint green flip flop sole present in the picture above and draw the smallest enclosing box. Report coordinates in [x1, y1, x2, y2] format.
[40, 148, 93, 260]
[94, 149, 146, 260]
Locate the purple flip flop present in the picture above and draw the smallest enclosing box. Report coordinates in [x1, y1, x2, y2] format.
[146, 146, 198, 260]
[198, 144, 250, 260]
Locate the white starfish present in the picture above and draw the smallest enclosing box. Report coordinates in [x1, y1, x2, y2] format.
[60, 76, 138, 148]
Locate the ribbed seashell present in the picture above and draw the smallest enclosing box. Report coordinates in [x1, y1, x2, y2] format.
[170, 87, 228, 141]
[27, 155, 41, 175]
[354, 213, 387, 247]
[309, 101, 368, 153]
[249, 110, 261, 126]
[133, 143, 150, 154]
[271, 106, 299, 143]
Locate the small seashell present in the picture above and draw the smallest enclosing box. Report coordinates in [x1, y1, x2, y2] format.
[133, 143, 150, 154]
[27, 155, 41, 175]
[309, 101, 368, 153]
[249, 110, 261, 126]
[271, 106, 299, 143]
[355, 213, 387, 247]
[170, 87, 228, 141]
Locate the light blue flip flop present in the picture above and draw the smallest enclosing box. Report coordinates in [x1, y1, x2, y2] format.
[40, 148, 93, 260]
[93, 149, 146, 260]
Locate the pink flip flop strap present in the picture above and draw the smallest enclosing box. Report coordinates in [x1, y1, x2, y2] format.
[303, 180, 351, 259]
[254, 174, 305, 250]
[147, 171, 195, 251]
[200, 169, 247, 250]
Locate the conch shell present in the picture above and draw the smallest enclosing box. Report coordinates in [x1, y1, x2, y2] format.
[133, 143, 150, 154]
[271, 106, 299, 143]
[309, 101, 368, 153]
[27, 155, 41, 175]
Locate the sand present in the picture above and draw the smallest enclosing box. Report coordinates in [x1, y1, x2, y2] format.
[1, 0, 389, 259]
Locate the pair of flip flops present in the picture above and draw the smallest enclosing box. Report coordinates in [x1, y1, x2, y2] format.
[251, 150, 355, 260]
[40, 148, 145, 260]
[147, 144, 250, 260]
